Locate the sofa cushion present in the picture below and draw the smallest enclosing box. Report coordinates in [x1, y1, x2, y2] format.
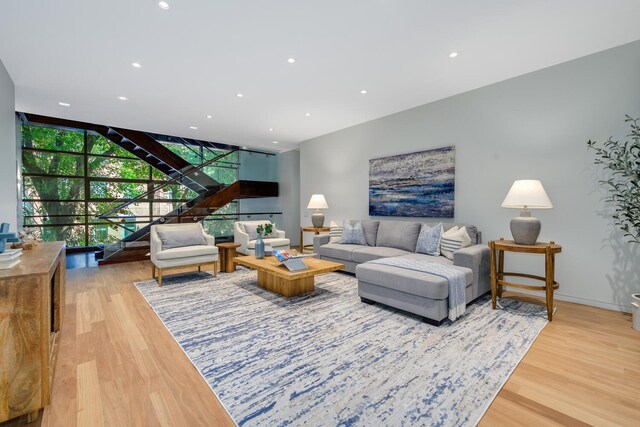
[415, 223, 443, 256]
[156, 244, 218, 261]
[360, 220, 380, 246]
[375, 221, 421, 252]
[340, 220, 367, 245]
[319, 243, 365, 261]
[155, 224, 206, 249]
[247, 238, 290, 249]
[442, 223, 478, 244]
[243, 222, 277, 240]
[352, 246, 410, 263]
[356, 254, 472, 300]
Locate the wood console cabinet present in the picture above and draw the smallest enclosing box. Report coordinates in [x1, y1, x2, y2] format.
[0, 242, 66, 423]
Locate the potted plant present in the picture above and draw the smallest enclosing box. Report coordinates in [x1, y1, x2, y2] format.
[254, 223, 273, 259]
[587, 115, 640, 244]
[588, 115, 640, 332]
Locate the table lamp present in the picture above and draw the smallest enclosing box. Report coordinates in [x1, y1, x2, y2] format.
[501, 180, 552, 245]
[307, 194, 329, 228]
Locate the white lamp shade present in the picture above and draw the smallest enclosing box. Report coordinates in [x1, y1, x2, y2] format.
[501, 180, 553, 209]
[307, 194, 328, 209]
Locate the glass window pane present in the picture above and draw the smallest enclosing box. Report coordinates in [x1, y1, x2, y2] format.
[202, 220, 234, 238]
[23, 176, 84, 200]
[88, 156, 149, 179]
[22, 125, 84, 152]
[30, 225, 87, 247]
[87, 132, 136, 158]
[89, 181, 147, 200]
[23, 150, 84, 176]
[23, 201, 85, 218]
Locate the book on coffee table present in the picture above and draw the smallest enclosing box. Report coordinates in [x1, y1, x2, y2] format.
[272, 250, 317, 271]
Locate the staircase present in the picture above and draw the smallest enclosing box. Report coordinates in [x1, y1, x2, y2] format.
[22, 114, 279, 264]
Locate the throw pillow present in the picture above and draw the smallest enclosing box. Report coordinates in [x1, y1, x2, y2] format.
[440, 226, 472, 260]
[415, 223, 443, 256]
[339, 220, 367, 245]
[329, 220, 343, 243]
[243, 223, 276, 240]
[156, 224, 206, 250]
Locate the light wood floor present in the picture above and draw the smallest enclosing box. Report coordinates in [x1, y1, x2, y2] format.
[3, 261, 639, 426]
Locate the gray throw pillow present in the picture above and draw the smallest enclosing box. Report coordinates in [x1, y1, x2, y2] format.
[340, 220, 366, 245]
[156, 224, 206, 250]
[415, 223, 443, 256]
[243, 223, 276, 240]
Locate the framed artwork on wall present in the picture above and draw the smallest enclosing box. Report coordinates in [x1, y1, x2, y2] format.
[369, 146, 455, 218]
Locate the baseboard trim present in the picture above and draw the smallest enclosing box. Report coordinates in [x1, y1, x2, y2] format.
[510, 289, 632, 313]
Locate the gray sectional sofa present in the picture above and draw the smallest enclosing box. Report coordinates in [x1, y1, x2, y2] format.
[313, 220, 491, 325]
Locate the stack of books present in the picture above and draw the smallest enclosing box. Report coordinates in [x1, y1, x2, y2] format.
[0, 248, 22, 269]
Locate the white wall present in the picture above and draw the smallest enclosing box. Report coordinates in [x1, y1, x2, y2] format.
[300, 40, 640, 313]
[0, 58, 17, 231]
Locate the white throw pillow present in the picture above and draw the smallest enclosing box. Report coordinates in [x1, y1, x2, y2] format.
[440, 226, 471, 260]
[329, 220, 343, 243]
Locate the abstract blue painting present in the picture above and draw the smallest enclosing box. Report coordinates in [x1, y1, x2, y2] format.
[369, 146, 455, 218]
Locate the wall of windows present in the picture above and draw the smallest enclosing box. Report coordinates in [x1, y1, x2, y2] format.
[21, 124, 239, 248]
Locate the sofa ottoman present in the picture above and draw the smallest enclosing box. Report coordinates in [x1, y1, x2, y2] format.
[356, 254, 473, 326]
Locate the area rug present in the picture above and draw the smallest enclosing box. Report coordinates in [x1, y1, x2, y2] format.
[135, 269, 548, 426]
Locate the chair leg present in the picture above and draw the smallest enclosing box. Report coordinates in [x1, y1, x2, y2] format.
[158, 269, 163, 287]
[214, 261, 218, 277]
[198, 265, 201, 272]
[152, 264, 156, 279]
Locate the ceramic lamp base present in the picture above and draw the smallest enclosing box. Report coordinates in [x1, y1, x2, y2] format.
[311, 212, 325, 228]
[510, 214, 541, 245]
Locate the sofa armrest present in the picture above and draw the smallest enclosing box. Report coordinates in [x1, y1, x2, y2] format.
[234, 228, 250, 255]
[453, 244, 491, 299]
[276, 229, 286, 238]
[203, 233, 215, 246]
[150, 229, 162, 264]
[313, 233, 330, 254]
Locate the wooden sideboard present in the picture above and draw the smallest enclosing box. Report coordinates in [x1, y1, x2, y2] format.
[0, 242, 66, 423]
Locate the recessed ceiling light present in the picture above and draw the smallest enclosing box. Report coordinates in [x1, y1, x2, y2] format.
[360, 89, 368, 94]
[287, 58, 296, 64]
[268, 128, 274, 131]
[118, 96, 128, 101]
[158, 1, 170, 10]
[305, 113, 311, 117]
[131, 62, 141, 68]
[190, 126, 198, 130]
[206, 115, 213, 119]
[449, 51, 459, 58]
[272, 141, 279, 144]
[58, 102, 70, 107]
[236, 93, 244, 98]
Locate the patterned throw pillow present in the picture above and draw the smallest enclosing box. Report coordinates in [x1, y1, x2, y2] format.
[339, 220, 367, 245]
[415, 223, 443, 256]
[440, 226, 472, 260]
[329, 220, 343, 243]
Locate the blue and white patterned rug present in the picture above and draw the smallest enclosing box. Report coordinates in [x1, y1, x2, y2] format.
[135, 268, 548, 426]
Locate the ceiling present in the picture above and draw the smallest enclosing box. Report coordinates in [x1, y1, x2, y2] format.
[1, 1, 640, 152]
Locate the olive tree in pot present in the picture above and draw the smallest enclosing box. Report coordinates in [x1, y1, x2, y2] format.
[588, 115, 640, 331]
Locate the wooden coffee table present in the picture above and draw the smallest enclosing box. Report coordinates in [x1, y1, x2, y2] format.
[233, 256, 344, 297]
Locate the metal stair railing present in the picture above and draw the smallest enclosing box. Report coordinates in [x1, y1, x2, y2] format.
[96, 148, 238, 220]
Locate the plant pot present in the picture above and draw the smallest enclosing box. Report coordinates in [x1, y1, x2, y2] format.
[632, 294, 640, 333]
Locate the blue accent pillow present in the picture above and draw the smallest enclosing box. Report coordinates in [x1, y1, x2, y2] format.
[339, 220, 367, 245]
[415, 223, 443, 256]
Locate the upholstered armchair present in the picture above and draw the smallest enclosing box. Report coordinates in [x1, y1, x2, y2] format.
[150, 223, 219, 287]
[234, 220, 290, 255]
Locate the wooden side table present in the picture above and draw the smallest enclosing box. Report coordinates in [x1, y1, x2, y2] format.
[299, 226, 330, 253]
[216, 242, 242, 273]
[488, 238, 562, 321]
